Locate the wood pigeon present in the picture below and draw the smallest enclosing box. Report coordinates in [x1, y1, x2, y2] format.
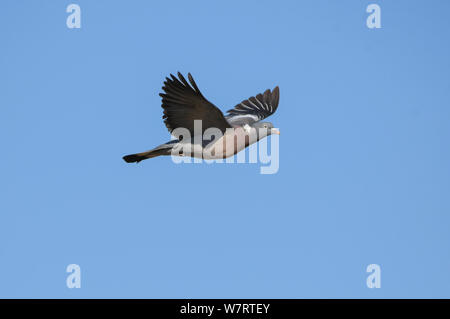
[123, 72, 280, 163]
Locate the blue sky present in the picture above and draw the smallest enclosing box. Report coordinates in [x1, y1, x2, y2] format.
[1, 0, 450, 298]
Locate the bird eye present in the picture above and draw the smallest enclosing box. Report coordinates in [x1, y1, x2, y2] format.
[263, 124, 267, 128]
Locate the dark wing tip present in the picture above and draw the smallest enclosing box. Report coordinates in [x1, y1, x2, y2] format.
[187, 73, 201, 94]
[177, 72, 189, 87]
[272, 86, 280, 108]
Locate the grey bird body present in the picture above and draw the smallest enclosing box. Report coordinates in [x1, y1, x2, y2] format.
[123, 73, 280, 163]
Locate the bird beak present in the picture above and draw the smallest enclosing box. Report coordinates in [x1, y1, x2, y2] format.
[271, 128, 280, 135]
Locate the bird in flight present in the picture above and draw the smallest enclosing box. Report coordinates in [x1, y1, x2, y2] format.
[123, 72, 280, 163]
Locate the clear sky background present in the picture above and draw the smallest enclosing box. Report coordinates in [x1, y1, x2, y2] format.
[1, 0, 449, 298]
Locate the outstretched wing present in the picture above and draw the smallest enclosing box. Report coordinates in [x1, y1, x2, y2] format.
[226, 87, 280, 126]
[159, 72, 232, 136]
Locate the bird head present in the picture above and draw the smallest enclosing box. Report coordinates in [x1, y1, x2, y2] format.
[253, 122, 280, 138]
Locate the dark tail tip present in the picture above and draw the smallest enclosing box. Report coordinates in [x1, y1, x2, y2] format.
[123, 154, 143, 163]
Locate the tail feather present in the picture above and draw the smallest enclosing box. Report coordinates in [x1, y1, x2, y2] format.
[123, 144, 174, 163]
[123, 153, 151, 163]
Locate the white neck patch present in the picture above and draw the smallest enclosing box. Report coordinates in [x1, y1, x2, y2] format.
[243, 124, 252, 133]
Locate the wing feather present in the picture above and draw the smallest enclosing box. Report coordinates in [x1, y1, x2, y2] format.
[226, 86, 280, 126]
[159, 72, 231, 136]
